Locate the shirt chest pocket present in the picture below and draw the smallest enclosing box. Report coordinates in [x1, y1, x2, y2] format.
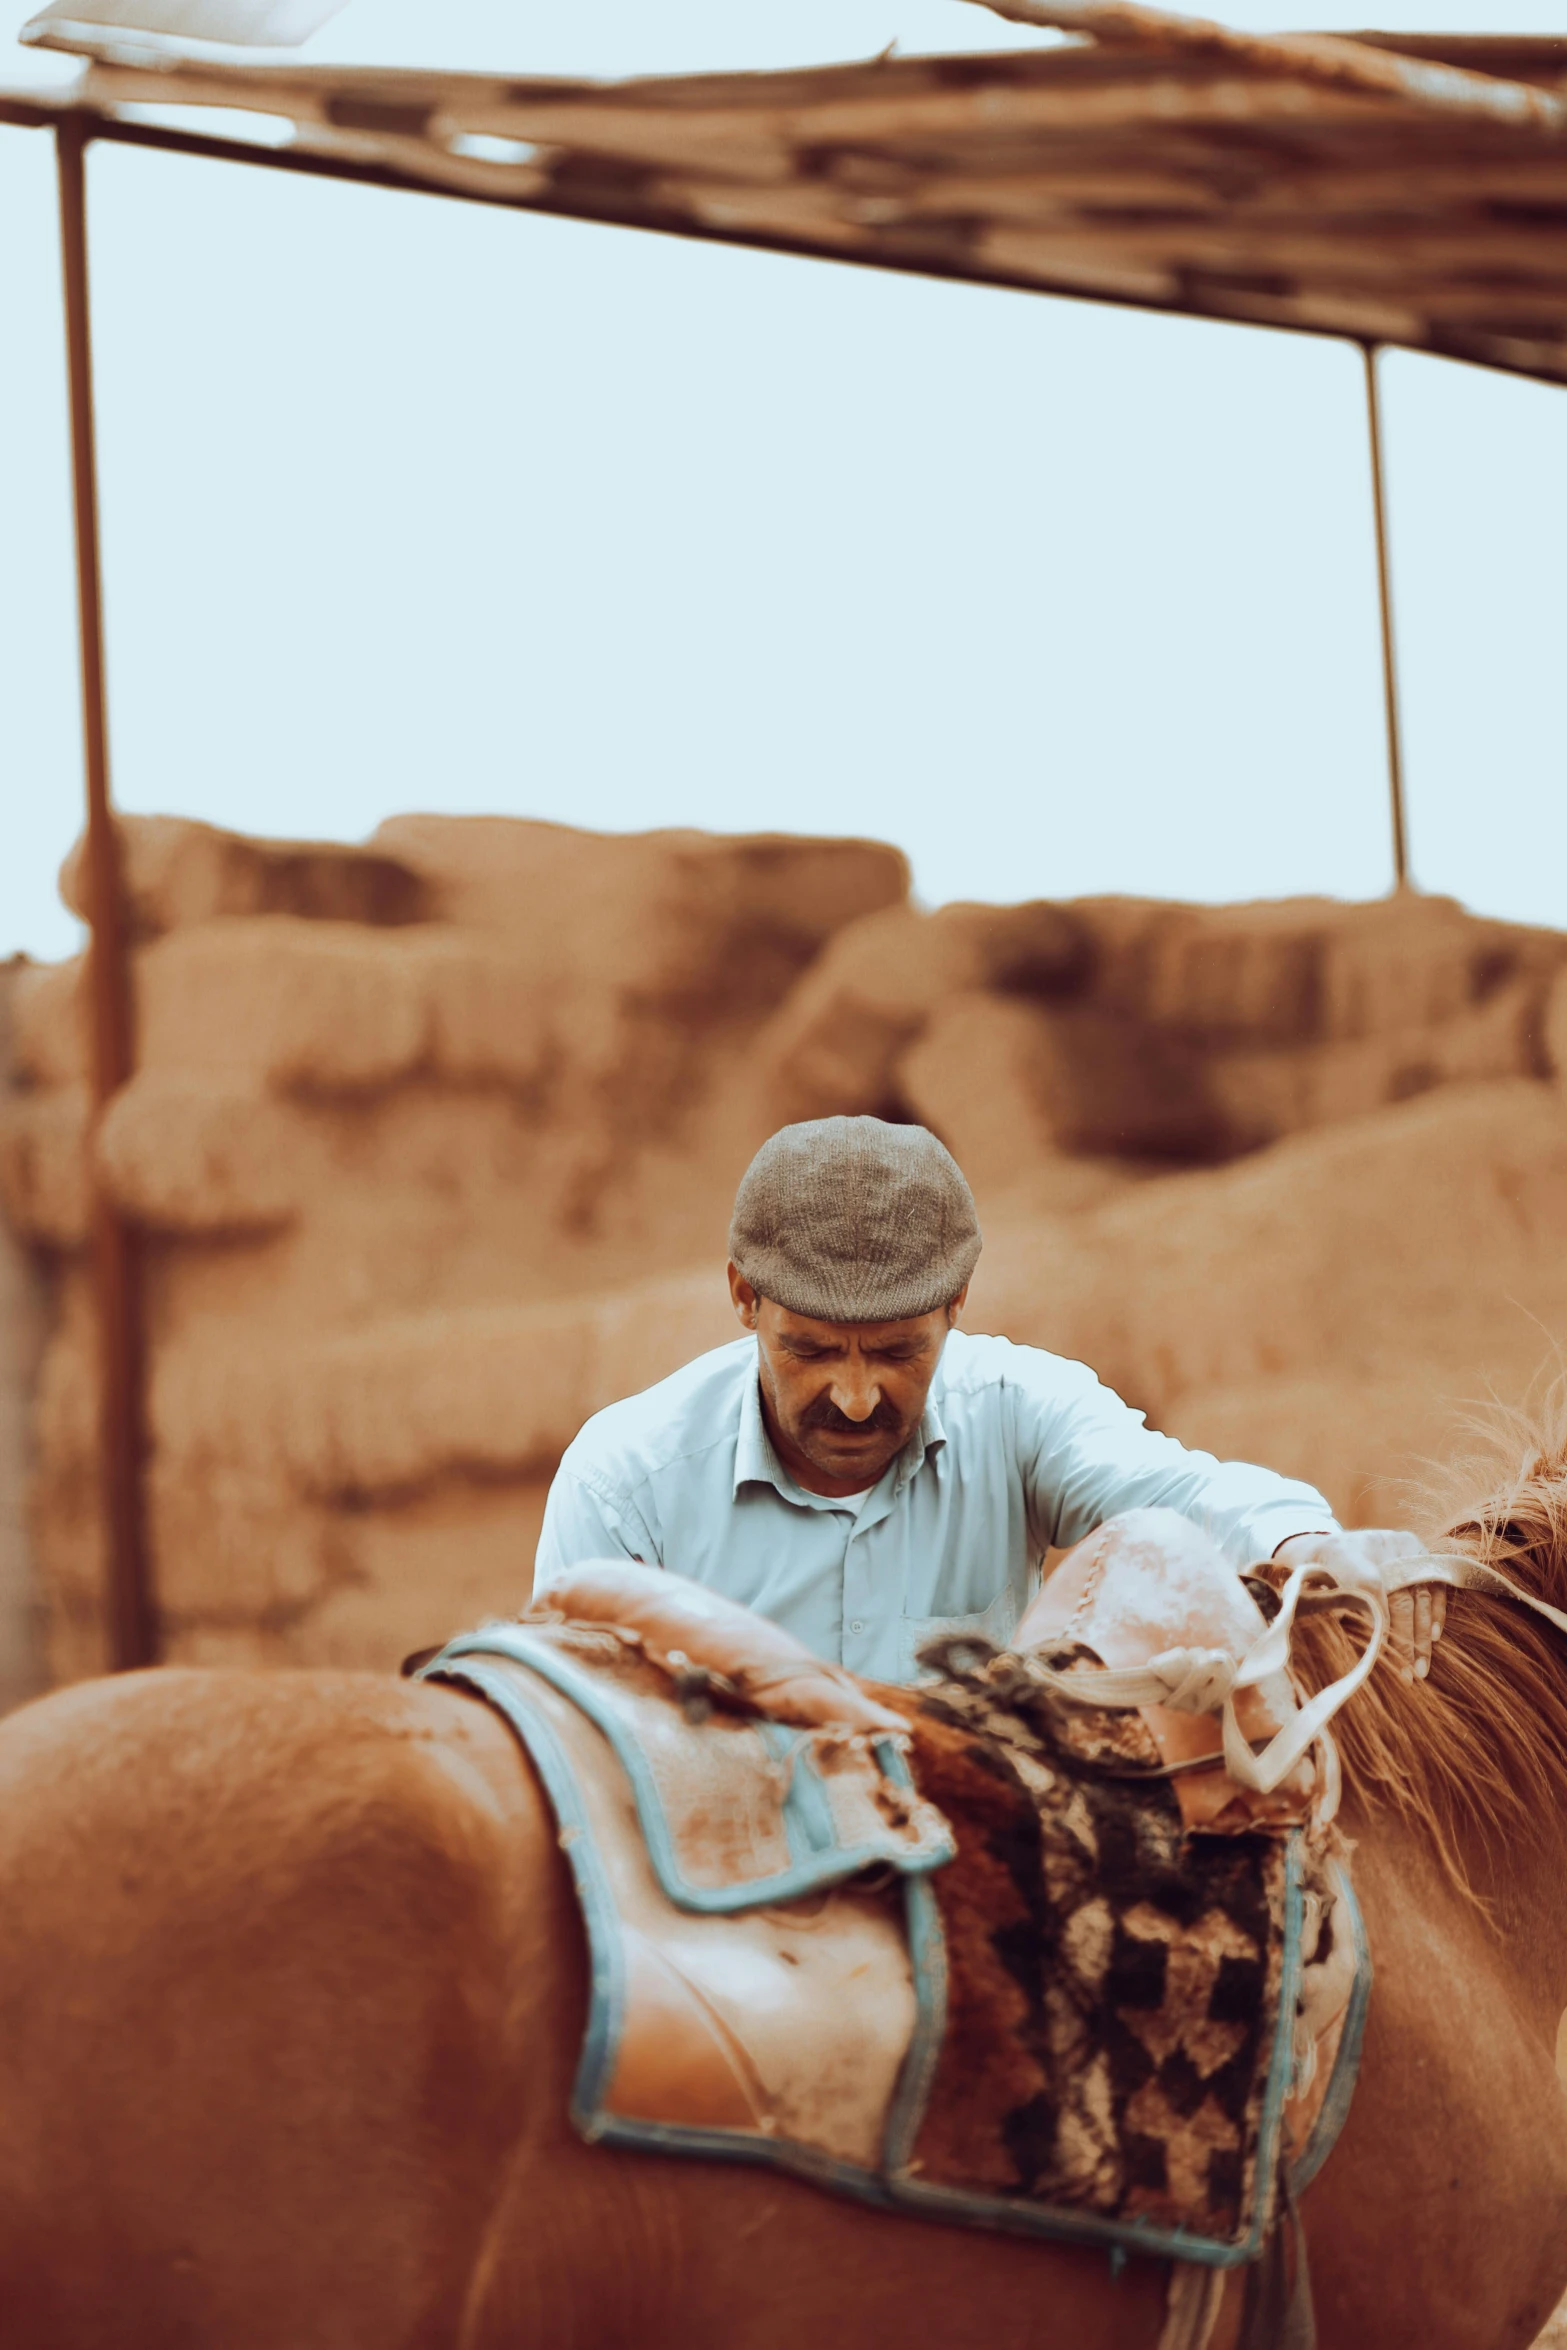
[897, 1583, 1020, 1683]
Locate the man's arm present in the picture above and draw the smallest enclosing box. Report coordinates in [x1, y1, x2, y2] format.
[533, 1464, 661, 1593]
[1013, 1349, 1338, 1569]
[1011, 1350, 1444, 1674]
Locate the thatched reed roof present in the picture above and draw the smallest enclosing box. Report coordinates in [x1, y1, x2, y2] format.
[6, 6, 1567, 382]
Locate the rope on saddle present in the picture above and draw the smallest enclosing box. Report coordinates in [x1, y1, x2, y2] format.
[1019, 1550, 1567, 1799]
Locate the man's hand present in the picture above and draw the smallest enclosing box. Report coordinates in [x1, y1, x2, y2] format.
[1272, 1528, 1447, 1683]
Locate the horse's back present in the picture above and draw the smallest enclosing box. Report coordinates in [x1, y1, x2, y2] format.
[0, 1667, 573, 2350]
[0, 1666, 1180, 2350]
[23, 1661, 1558, 2350]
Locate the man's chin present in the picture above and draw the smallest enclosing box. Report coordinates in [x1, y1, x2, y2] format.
[800, 1430, 902, 1479]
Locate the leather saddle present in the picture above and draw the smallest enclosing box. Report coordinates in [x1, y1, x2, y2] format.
[1010, 1507, 1327, 1833]
[418, 1528, 1366, 2266]
[539, 1556, 907, 1736]
[547, 1512, 1329, 1837]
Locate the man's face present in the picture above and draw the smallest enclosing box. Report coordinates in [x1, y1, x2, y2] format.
[728, 1263, 963, 1497]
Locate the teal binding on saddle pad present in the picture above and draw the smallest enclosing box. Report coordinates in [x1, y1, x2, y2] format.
[430, 1619, 954, 1910]
[417, 1625, 1369, 2273]
[1290, 1864, 1372, 2197]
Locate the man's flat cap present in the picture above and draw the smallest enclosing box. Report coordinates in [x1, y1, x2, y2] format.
[729, 1116, 982, 1323]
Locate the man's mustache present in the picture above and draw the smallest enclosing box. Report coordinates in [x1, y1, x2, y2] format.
[800, 1393, 905, 1438]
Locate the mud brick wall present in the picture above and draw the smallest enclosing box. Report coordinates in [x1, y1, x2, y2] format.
[4, 814, 1567, 1690]
[770, 890, 1566, 1173]
[0, 817, 902, 1682]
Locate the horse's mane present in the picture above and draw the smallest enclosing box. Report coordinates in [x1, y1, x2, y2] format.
[1290, 1393, 1567, 1906]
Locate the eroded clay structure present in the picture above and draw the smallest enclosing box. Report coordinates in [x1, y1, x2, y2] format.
[4, 813, 1567, 1689]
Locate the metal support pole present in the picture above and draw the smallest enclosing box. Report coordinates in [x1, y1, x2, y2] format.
[55, 117, 158, 1673]
[1362, 341, 1411, 892]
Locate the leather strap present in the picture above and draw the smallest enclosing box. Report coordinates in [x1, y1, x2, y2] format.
[1158, 2262, 1226, 2350]
[1238, 2173, 1317, 2350]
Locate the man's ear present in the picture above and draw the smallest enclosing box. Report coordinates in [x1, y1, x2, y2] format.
[946, 1282, 970, 1328]
[727, 1261, 760, 1330]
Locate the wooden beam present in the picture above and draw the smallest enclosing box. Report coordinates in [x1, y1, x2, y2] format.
[961, 0, 1567, 130]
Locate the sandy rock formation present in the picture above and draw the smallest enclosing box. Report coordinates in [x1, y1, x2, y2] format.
[898, 992, 1139, 1214]
[59, 814, 433, 937]
[4, 811, 1567, 1690]
[764, 899, 1087, 1121]
[972, 1078, 1567, 1527]
[96, 1071, 304, 1236]
[1545, 963, 1567, 1085]
[768, 888, 1563, 1176]
[1, 815, 903, 1681]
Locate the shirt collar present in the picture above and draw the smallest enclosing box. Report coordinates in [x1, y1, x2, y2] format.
[734, 1358, 786, 1496]
[902, 1388, 947, 1488]
[733, 1353, 948, 1502]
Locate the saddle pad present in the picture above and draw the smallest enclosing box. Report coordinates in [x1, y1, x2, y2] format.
[418, 1625, 1367, 2269]
[433, 1619, 955, 1909]
[882, 1672, 1367, 2265]
[424, 1644, 935, 2173]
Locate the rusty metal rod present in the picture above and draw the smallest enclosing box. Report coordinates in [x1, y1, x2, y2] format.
[1362, 341, 1410, 893]
[55, 116, 158, 1673]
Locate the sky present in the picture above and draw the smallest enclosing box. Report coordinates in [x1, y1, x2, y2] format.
[3, 0, 1566, 964]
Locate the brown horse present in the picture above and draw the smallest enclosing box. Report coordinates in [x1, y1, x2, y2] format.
[3, 1425, 1567, 2350]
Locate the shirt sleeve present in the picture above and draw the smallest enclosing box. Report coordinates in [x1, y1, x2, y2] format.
[1011, 1349, 1340, 1569]
[533, 1465, 662, 1594]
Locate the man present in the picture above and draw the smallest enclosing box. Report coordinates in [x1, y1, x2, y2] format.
[537, 1116, 1443, 1683]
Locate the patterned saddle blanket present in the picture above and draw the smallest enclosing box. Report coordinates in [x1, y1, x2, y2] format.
[415, 1587, 1368, 2274]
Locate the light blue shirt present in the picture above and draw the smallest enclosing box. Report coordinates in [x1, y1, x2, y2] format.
[534, 1330, 1339, 1685]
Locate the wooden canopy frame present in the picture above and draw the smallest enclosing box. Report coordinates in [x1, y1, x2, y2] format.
[2, 0, 1564, 1667]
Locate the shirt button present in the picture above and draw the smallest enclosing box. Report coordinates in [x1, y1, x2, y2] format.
[849, 1619, 865, 1635]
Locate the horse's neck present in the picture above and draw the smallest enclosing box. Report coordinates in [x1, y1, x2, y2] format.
[1354, 1798, 1567, 2047]
[1319, 1801, 1567, 2350]
[1467, 1818, 1567, 2030]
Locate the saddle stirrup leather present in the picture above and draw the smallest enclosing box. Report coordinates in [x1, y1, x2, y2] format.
[1159, 2262, 1226, 2350]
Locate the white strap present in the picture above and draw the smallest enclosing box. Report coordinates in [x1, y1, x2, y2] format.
[1220, 1569, 1386, 1796]
[1021, 1647, 1239, 1713]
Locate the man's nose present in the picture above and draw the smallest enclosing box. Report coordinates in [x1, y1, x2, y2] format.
[829, 1371, 881, 1423]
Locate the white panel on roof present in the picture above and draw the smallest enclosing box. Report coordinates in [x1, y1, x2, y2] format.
[20, 0, 348, 47]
